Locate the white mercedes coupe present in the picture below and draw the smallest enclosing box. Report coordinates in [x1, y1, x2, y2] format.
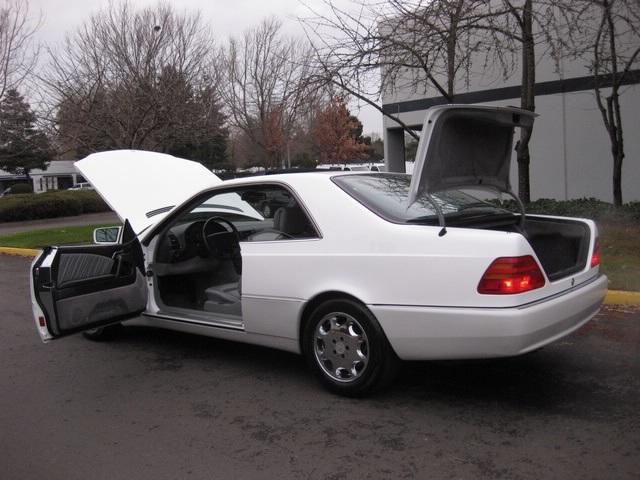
[31, 105, 607, 396]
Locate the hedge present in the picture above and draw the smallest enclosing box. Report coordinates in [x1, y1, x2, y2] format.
[1, 189, 638, 224]
[7, 183, 33, 194]
[499, 197, 640, 223]
[0, 190, 111, 222]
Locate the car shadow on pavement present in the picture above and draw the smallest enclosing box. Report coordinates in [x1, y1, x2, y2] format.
[114, 325, 310, 377]
[105, 324, 629, 418]
[384, 350, 631, 421]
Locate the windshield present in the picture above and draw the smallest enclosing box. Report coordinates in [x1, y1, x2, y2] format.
[333, 173, 511, 224]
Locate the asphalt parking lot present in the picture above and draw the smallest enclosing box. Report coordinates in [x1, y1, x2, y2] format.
[1, 254, 639, 479]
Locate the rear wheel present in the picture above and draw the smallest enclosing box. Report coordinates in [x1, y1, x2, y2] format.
[303, 299, 398, 397]
[82, 323, 123, 341]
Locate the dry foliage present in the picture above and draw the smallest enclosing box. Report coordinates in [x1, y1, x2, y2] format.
[312, 95, 369, 163]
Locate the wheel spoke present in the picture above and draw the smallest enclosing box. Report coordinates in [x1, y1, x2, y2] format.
[313, 311, 370, 383]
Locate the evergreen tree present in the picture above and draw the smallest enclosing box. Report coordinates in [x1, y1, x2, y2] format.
[0, 89, 52, 178]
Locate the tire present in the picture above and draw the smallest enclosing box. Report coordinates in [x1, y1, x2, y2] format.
[303, 299, 399, 397]
[82, 323, 124, 341]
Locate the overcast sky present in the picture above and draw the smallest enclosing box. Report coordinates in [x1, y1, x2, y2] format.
[30, 0, 383, 135]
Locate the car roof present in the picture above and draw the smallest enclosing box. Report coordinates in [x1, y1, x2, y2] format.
[217, 170, 396, 188]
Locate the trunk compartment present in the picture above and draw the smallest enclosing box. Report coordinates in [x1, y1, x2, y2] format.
[491, 216, 591, 281]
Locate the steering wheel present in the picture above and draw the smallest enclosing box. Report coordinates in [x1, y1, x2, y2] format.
[202, 217, 242, 274]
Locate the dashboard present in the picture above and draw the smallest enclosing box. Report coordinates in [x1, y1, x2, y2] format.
[153, 216, 275, 276]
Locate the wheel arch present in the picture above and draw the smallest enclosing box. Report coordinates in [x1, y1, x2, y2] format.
[297, 290, 369, 354]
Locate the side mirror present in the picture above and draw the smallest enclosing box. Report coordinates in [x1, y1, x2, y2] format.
[93, 226, 122, 245]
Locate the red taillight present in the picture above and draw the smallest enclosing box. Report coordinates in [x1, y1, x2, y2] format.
[590, 238, 600, 268]
[478, 255, 545, 294]
[38, 316, 46, 327]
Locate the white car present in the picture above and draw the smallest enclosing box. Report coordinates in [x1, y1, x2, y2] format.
[30, 105, 607, 396]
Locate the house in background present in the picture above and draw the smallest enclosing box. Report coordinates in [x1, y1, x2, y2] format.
[0, 160, 85, 193]
[382, 12, 640, 203]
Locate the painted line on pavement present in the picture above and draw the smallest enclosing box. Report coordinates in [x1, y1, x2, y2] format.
[604, 290, 640, 306]
[0, 247, 41, 258]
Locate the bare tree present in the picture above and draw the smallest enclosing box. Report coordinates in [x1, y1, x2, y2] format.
[301, 1, 512, 141]
[303, 1, 577, 203]
[562, 0, 640, 206]
[43, 1, 225, 161]
[0, 0, 40, 99]
[489, 0, 538, 204]
[480, 1, 583, 203]
[220, 18, 316, 169]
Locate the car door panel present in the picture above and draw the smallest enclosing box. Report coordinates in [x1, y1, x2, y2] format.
[32, 220, 147, 339]
[57, 253, 115, 286]
[54, 269, 146, 332]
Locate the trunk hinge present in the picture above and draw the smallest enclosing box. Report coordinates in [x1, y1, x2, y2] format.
[506, 189, 527, 230]
[426, 193, 447, 237]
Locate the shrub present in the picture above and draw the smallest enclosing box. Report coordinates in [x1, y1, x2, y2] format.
[525, 198, 614, 219]
[47, 190, 109, 214]
[495, 197, 639, 223]
[0, 190, 111, 222]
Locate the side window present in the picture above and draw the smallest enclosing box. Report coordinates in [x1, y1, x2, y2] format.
[182, 184, 317, 242]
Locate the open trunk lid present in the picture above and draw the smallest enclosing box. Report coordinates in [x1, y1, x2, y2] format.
[408, 105, 536, 205]
[75, 150, 222, 234]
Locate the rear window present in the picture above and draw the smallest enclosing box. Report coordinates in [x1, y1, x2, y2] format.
[332, 173, 509, 224]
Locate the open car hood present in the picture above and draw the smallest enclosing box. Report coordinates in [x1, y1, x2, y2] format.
[75, 150, 222, 234]
[408, 105, 536, 205]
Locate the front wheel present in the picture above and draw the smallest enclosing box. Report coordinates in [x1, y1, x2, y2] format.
[303, 299, 399, 397]
[82, 323, 123, 341]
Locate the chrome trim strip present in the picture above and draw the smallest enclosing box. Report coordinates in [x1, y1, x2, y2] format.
[143, 313, 245, 331]
[242, 294, 304, 302]
[369, 274, 604, 311]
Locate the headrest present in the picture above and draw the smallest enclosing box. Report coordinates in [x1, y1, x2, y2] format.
[274, 206, 309, 236]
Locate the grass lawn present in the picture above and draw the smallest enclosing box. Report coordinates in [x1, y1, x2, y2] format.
[0, 221, 638, 292]
[0, 224, 114, 249]
[598, 222, 640, 292]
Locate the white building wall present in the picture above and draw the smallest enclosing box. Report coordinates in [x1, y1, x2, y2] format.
[382, 9, 640, 203]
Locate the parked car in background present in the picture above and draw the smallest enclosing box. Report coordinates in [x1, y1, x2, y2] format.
[316, 163, 384, 172]
[68, 182, 94, 190]
[30, 105, 607, 397]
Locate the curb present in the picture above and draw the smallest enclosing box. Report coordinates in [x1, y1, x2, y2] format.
[604, 290, 640, 306]
[1, 247, 639, 306]
[0, 246, 41, 258]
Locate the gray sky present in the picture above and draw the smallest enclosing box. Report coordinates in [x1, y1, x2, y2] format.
[30, 0, 382, 136]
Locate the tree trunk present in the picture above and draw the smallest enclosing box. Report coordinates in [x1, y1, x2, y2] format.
[608, 94, 625, 206]
[447, 18, 457, 98]
[612, 149, 623, 206]
[598, 0, 626, 207]
[516, 0, 535, 205]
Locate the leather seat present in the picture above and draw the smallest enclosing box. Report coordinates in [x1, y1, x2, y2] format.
[203, 282, 241, 316]
[204, 282, 240, 304]
[273, 205, 310, 238]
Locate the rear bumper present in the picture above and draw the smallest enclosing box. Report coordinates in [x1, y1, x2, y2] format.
[370, 275, 607, 361]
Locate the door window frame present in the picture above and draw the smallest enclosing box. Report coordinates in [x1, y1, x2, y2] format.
[142, 180, 323, 247]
